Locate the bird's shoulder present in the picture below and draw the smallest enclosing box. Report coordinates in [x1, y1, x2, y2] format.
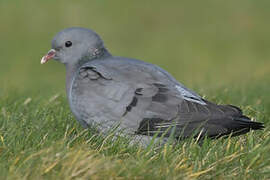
[79, 56, 173, 81]
[73, 56, 206, 105]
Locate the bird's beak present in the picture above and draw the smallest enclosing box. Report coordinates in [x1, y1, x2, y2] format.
[41, 49, 56, 64]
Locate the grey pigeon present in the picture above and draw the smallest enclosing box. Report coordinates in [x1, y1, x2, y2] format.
[41, 27, 264, 144]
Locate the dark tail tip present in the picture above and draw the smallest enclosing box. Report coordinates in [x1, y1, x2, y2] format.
[249, 121, 265, 130]
[237, 115, 264, 130]
[228, 116, 264, 137]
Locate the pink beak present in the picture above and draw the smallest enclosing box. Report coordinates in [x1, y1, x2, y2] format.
[41, 49, 56, 64]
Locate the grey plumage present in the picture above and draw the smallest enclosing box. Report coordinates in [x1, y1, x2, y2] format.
[41, 27, 264, 144]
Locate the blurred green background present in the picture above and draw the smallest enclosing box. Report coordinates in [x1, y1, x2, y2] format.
[1, 0, 270, 97]
[0, 1, 270, 178]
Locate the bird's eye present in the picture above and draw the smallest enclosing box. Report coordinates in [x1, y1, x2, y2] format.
[65, 41, 72, 47]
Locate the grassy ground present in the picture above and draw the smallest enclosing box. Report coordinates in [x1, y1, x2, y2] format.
[0, 0, 270, 179]
[0, 89, 269, 179]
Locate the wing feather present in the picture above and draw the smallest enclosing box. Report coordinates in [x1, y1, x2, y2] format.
[70, 59, 263, 139]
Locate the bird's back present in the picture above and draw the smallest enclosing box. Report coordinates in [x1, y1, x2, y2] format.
[69, 56, 264, 139]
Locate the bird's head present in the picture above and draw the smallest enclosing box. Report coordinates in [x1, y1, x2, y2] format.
[41, 27, 109, 65]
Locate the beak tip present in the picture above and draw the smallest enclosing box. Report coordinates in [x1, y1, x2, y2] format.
[40, 57, 46, 64]
[41, 49, 56, 64]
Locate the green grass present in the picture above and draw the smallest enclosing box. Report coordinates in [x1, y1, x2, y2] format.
[0, 90, 269, 179]
[0, 0, 270, 179]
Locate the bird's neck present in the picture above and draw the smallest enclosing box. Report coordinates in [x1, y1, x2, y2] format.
[87, 47, 111, 61]
[65, 48, 112, 94]
[65, 63, 78, 95]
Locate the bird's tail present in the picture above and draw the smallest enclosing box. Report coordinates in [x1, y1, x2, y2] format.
[230, 115, 264, 137]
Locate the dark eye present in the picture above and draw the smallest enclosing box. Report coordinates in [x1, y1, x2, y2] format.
[65, 41, 72, 47]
